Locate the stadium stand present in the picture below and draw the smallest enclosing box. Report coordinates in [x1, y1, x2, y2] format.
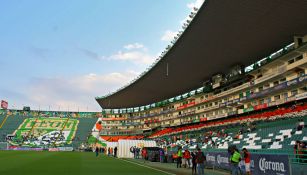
[150, 104, 307, 138]
[150, 103, 307, 152]
[0, 112, 98, 149]
[100, 135, 144, 142]
[72, 118, 97, 147]
[0, 114, 29, 142]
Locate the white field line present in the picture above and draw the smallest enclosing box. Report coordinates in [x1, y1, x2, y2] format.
[118, 158, 176, 175]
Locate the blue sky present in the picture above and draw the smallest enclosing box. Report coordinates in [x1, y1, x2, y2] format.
[0, 0, 204, 111]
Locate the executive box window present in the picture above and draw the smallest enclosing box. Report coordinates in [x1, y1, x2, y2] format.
[280, 78, 286, 83]
[295, 55, 303, 61]
[291, 89, 298, 96]
[288, 59, 295, 64]
[264, 84, 270, 89]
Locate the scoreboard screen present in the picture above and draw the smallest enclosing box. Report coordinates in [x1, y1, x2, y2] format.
[23, 106, 31, 111]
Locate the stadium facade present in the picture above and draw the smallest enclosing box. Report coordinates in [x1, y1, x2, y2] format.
[94, 0, 307, 140]
[96, 0, 307, 109]
[92, 2, 307, 172]
[95, 39, 307, 138]
[0, 1, 307, 174]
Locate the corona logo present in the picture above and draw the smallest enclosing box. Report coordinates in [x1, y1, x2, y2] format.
[259, 158, 285, 173]
[206, 154, 215, 162]
[217, 154, 228, 164]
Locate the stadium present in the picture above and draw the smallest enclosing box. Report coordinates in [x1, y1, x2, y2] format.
[1, 1, 307, 175]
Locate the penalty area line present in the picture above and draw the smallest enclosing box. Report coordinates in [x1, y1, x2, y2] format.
[118, 158, 176, 175]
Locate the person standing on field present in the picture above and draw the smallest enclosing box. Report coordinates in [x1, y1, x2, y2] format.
[142, 147, 147, 163]
[242, 148, 251, 175]
[177, 147, 183, 168]
[191, 150, 197, 175]
[95, 147, 99, 157]
[196, 148, 205, 175]
[230, 147, 241, 175]
[114, 147, 118, 158]
[159, 148, 165, 163]
[183, 148, 191, 168]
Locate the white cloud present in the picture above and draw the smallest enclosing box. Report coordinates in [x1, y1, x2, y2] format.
[79, 43, 154, 65]
[187, 0, 205, 10]
[124, 43, 144, 50]
[161, 30, 178, 42]
[23, 71, 139, 111]
[109, 51, 154, 65]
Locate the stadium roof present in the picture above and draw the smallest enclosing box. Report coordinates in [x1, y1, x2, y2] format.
[97, 0, 307, 109]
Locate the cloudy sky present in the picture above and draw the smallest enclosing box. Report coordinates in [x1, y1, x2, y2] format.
[0, 0, 204, 112]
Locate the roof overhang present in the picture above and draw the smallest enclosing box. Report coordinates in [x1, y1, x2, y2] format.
[97, 0, 307, 109]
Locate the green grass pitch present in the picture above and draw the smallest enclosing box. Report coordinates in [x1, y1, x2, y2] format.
[0, 151, 169, 175]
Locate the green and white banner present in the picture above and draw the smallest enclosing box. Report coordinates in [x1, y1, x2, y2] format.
[8, 117, 79, 147]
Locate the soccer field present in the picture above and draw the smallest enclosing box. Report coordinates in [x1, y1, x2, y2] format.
[0, 151, 171, 175]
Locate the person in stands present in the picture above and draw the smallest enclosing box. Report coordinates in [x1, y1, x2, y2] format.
[183, 148, 191, 168]
[177, 146, 183, 168]
[242, 148, 251, 175]
[297, 119, 304, 131]
[195, 148, 205, 175]
[230, 147, 241, 175]
[301, 142, 307, 163]
[191, 150, 197, 175]
[294, 140, 301, 162]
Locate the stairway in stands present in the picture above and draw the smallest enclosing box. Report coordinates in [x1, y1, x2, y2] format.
[72, 118, 97, 148]
[0, 115, 28, 142]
